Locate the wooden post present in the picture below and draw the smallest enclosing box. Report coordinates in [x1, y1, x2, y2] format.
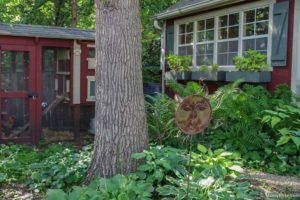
[73, 105, 80, 144]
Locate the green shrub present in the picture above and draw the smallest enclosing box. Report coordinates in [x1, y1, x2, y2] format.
[234, 50, 268, 72]
[199, 64, 209, 72]
[211, 64, 219, 73]
[167, 55, 192, 72]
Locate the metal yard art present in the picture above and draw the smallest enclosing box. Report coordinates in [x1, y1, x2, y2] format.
[175, 95, 212, 200]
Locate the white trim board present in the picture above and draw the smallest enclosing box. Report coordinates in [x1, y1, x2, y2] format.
[292, 0, 300, 95]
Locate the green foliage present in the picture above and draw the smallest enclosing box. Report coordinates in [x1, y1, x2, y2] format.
[262, 104, 300, 148]
[140, 0, 179, 66]
[211, 64, 219, 73]
[199, 64, 209, 72]
[0, 0, 95, 28]
[234, 50, 268, 72]
[145, 94, 186, 147]
[46, 175, 153, 200]
[166, 80, 205, 97]
[0, 144, 92, 191]
[27, 145, 92, 190]
[166, 55, 192, 72]
[142, 66, 161, 84]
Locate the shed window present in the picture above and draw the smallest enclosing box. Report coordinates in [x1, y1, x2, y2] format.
[87, 76, 95, 101]
[175, 4, 272, 68]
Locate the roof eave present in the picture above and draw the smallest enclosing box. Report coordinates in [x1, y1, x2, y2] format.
[153, 0, 247, 20]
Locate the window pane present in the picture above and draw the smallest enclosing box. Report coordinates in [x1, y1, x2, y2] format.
[219, 28, 228, 39]
[88, 48, 95, 58]
[186, 33, 193, 43]
[218, 53, 227, 65]
[219, 15, 228, 27]
[206, 30, 214, 41]
[206, 43, 214, 54]
[179, 24, 185, 34]
[243, 39, 255, 52]
[229, 13, 239, 26]
[244, 10, 255, 23]
[198, 20, 205, 31]
[256, 7, 269, 21]
[256, 37, 268, 51]
[244, 24, 254, 36]
[228, 41, 238, 52]
[179, 46, 193, 56]
[187, 22, 194, 32]
[90, 81, 95, 97]
[256, 22, 269, 35]
[206, 18, 215, 29]
[228, 26, 239, 38]
[228, 53, 238, 65]
[197, 44, 206, 55]
[218, 42, 228, 53]
[197, 31, 205, 42]
[179, 35, 185, 44]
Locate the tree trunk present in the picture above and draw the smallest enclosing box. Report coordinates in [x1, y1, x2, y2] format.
[71, 0, 77, 27]
[86, 0, 148, 180]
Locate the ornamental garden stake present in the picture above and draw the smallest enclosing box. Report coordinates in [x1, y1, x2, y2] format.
[175, 95, 212, 200]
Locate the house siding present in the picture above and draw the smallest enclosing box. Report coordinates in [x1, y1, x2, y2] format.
[268, 0, 294, 90]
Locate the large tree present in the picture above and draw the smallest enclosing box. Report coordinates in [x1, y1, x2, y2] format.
[86, 0, 148, 179]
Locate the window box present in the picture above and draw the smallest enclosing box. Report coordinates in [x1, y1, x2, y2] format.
[165, 71, 191, 80]
[191, 71, 226, 81]
[225, 71, 271, 83]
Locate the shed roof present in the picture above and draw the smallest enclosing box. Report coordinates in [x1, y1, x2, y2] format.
[154, 0, 247, 20]
[0, 23, 95, 41]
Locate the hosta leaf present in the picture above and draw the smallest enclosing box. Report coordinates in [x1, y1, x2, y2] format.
[132, 152, 146, 160]
[277, 135, 291, 146]
[157, 185, 178, 196]
[228, 165, 244, 173]
[46, 189, 67, 200]
[271, 116, 281, 128]
[197, 144, 207, 154]
[291, 136, 300, 149]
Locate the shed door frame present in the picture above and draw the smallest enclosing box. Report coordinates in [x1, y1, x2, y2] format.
[0, 44, 37, 144]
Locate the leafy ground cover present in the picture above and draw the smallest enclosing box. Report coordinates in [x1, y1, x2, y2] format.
[1, 81, 300, 199]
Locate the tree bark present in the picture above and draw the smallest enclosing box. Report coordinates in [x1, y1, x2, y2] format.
[86, 0, 148, 180]
[71, 0, 77, 27]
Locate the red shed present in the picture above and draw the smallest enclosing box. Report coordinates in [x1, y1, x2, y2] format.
[0, 23, 96, 144]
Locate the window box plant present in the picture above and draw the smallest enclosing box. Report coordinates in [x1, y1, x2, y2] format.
[191, 64, 226, 81]
[165, 55, 192, 80]
[225, 50, 271, 83]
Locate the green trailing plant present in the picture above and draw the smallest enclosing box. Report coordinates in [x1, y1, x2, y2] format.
[211, 64, 219, 73]
[234, 50, 268, 72]
[166, 80, 205, 97]
[167, 55, 192, 72]
[199, 64, 209, 72]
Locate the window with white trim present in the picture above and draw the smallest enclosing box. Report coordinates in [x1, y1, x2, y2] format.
[175, 4, 272, 68]
[242, 7, 269, 56]
[178, 22, 194, 57]
[87, 76, 95, 101]
[196, 18, 214, 65]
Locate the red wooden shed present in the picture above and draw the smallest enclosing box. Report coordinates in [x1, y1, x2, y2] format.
[0, 23, 96, 144]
